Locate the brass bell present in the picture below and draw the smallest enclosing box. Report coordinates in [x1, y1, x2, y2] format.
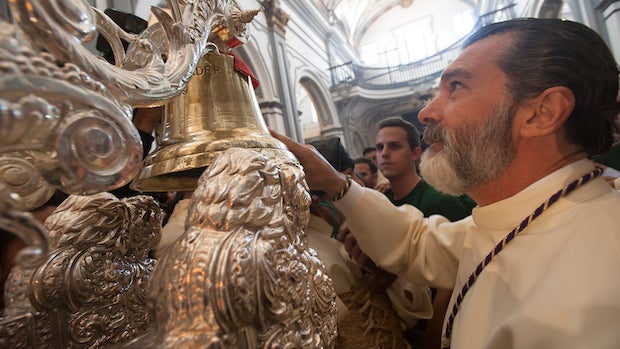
[131, 51, 295, 192]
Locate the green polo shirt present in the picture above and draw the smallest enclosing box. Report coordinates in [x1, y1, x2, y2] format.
[385, 180, 471, 222]
[593, 142, 620, 171]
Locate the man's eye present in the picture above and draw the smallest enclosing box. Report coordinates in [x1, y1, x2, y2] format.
[450, 81, 464, 91]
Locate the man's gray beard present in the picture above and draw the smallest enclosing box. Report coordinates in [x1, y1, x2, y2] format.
[420, 103, 516, 196]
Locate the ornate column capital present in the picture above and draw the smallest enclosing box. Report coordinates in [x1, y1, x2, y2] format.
[262, 0, 290, 36]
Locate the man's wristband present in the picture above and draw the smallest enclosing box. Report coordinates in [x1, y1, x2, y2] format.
[332, 175, 352, 201]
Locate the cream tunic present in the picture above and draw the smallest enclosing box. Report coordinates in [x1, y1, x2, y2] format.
[305, 214, 434, 326]
[335, 159, 620, 348]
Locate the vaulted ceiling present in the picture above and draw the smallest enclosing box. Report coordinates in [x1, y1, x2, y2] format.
[320, 0, 477, 46]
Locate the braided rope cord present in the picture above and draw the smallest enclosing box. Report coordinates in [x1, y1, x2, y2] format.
[441, 167, 603, 349]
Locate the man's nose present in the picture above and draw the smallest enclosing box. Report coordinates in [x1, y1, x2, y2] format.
[418, 97, 442, 125]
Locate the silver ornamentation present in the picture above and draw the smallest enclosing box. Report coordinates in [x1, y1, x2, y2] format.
[8, 0, 252, 106]
[0, 0, 256, 209]
[0, 192, 163, 348]
[0, 22, 142, 209]
[0, 183, 48, 270]
[126, 148, 337, 348]
[0, 2, 337, 348]
[0, 151, 56, 211]
[0, 184, 48, 349]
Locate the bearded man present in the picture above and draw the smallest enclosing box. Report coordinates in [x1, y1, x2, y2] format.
[271, 18, 620, 349]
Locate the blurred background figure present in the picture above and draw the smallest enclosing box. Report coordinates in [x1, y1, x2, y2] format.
[354, 157, 378, 188]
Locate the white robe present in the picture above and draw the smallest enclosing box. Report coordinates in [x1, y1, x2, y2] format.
[335, 159, 620, 349]
[305, 215, 433, 326]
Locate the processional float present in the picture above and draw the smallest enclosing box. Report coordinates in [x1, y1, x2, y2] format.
[0, 0, 337, 347]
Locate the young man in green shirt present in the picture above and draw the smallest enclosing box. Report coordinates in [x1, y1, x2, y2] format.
[376, 116, 470, 348]
[376, 117, 470, 221]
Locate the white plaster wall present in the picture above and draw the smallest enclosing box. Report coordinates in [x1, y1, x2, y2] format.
[280, 8, 333, 88]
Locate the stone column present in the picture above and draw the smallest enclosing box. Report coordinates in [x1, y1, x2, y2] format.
[262, 0, 304, 142]
[598, 0, 620, 61]
[260, 101, 288, 134]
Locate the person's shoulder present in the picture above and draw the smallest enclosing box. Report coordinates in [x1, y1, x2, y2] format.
[593, 142, 620, 170]
[419, 181, 471, 221]
[419, 180, 459, 203]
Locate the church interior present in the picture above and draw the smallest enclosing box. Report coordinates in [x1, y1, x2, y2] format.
[0, 0, 618, 348]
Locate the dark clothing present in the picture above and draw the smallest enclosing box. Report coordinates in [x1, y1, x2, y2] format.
[385, 180, 470, 221]
[593, 142, 620, 171]
[309, 137, 354, 173]
[457, 194, 477, 213]
[109, 130, 154, 199]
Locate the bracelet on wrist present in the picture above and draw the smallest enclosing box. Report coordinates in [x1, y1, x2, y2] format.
[332, 175, 352, 201]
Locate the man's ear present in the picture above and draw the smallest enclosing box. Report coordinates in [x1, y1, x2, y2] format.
[412, 146, 422, 161]
[520, 86, 575, 138]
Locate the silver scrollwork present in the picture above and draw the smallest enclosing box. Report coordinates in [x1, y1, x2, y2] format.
[0, 2, 338, 348]
[125, 148, 338, 348]
[0, 192, 162, 348]
[0, 0, 261, 208]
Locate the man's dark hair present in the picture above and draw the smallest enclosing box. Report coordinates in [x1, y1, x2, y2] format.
[378, 117, 421, 150]
[362, 147, 376, 156]
[464, 18, 620, 156]
[354, 157, 377, 174]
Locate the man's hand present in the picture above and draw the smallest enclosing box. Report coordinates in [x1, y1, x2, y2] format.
[336, 226, 368, 267]
[603, 176, 618, 188]
[374, 181, 391, 193]
[337, 225, 395, 289]
[270, 129, 348, 198]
